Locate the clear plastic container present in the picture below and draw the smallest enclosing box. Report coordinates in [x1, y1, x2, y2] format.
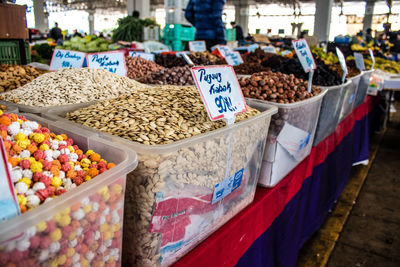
[247, 90, 327, 187]
[0, 114, 138, 267]
[339, 72, 362, 121]
[1, 102, 18, 114]
[0, 100, 98, 115]
[43, 102, 277, 266]
[313, 81, 351, 146]
[354, 69, 373, 108]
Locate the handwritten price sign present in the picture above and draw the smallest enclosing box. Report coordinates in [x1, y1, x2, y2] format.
[128, 51, 155, 61]
[292, 39, 316, 72]
[191, 65, 247, 122]
[49, 49, 86, 71]
[86, 51, 127, 76]
[336, 47, 348, 83]
[224, 51, 243, 66]
[189, 41, 206, 52]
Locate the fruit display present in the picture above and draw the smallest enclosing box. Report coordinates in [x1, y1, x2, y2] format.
[125, 56, 164, 80]
[239, 71, 322, 103]
[347, 56, 400, 74]
[262, 54, 342, 86]
[0, 68, 147, 107]
[0, 64, 46, 92]
[61, 84, 272, 266]
[311, 47, 339, 64]
[112, 16, 157, 42]
[139, 66, 194, 85]
[57, 36, 110, 53]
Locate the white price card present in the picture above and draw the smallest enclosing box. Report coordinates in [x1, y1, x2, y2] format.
[0, 138, 20, 221]
[292, 39, 316, 73]
[336, 47, 348, 83]
[189, 41, 206, 52]
[49, 49, 86, 71]
[247, 44, 259, 52]
[128, 51, 155, 61]
[212, 45, 232, 58]
[354, 52, 366, 71]
[224, 51, 243, 66]
[369, 48, 375, 69]
[212, 168, 244, 204]
[191, 65, 247, 122]
[262, 46, 277, 54]
[86, 51, 127, 76]
[281, 50, 292, 56]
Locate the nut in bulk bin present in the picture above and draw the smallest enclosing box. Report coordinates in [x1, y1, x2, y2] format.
[0, 114, 138, 267]
[313, 80, 351, 146]
[41, 94, 277, 266]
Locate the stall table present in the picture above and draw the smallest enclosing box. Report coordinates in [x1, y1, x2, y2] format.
[174, 96, 376, 267]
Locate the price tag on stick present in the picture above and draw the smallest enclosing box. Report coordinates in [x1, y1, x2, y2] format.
[128, 51, 155, 61]
[336, 47, 348, 83]
[354, 52, 366, 71]
[189, 41, 206, 52]
[224, 51, 244, 66]
[292, 39, 316, 92]
[0, 138, 20, 221]
[369, 48, 375, 70]
[49, 49, 86, 71]
[86, 51, 127, 76]
[181, 53, 194, 66]
[191, 65, 247, 123]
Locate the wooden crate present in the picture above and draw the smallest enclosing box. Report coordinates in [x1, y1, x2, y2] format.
[0, 3, 28, 39]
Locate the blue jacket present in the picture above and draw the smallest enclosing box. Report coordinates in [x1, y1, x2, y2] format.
[185, 0, 226, 41]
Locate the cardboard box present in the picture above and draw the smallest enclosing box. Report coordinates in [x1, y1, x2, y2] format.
[0, 3, 27, 39]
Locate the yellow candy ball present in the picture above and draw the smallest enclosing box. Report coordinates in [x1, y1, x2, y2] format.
[58, 214, 71, 227]
[30, 161, 43, 173]
[39, 143, 50, 151]
[57, 255, 67, 265]
[55, 135, 63, 141]
[15, 132, 26, 141]
[67, 247, 75, 257]
[83, 204, 92, 214]
[111, 184, 122, 195]
[51, 176, 62, 188]
[33, 133, 45, 144]
[85, 175, 91, 182]
[85, 150, 94, 157]
[50, 228, 62, 242]
[19, 177, 32, 187]
[50, 259, 59, 267]
[17, 194, 27, 205]
[36, 221, 47, 232]
[67, 145, 75, 153]
[0, 110, 3, 116]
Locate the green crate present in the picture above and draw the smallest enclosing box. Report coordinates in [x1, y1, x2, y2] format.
[164, 24, 195, 42]
[164, 40, 186, 51]
[0, 40, 31, 65]
[225, 28, 236, 42]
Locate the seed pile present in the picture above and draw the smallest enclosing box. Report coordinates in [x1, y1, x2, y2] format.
[139, 66, 194, 85]
[0, 68, 147, 107]
[125, 56, 164, 79]
[66, 85, 259, 145]
[239, 71, 322, 103]
[0, 64, 45, 92]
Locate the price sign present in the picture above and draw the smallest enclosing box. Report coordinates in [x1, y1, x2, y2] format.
[336, 47, 348, 83]
[292, 39, 316, 73]
[262, 46, 277, 54]
[128, 51, 155, 61]
[212, 168, 244, 204]
[189, 41, 206, 52]
[369, 48, 375, 69]
[0, 138, 20, 221]
[86, 51, 127, 76]
[191, 65, 247, 122]
[247, 44, 259, 52]
[281, 50, 292, 56]
[224, 51, 243, 66]
[212, 45, 232, 58]
[181, 53, 194, 65]
[354, 52, 366, 71]
[49, 49, 86, 71]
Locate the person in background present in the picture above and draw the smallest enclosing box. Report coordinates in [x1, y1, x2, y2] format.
[390, 32, 400, 61]
[230, 21, 244, 45]
[49, 22, 63, 45]
[267, 29, 273, 37]
[185, 0, 226, 50]
[132, 10, 140, 18]
[365, 28, 373, 43]
[72, 29, 83, 38]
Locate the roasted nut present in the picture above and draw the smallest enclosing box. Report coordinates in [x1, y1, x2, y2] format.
[125, 56, 164, 80]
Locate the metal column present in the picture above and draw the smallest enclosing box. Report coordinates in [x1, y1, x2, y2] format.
[313, 0, 334, 42]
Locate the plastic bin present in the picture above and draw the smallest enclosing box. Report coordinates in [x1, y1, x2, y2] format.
[339, 73, 362, 121]
[0, 114, 138, 267]
[164, 39, 186, 51]
[225, 28, 236, 42]
[313, 81, 351, 146]
[164, 24, 195, 41]
[0, 100, 98, 115]
[43, 100, 277, 266]
[0, 40, 31, 65]
[247, 90, 327, 187]
[354, 69, 373, 108]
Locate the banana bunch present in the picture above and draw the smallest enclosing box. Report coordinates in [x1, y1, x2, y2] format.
[351, 44, 368, 51]
[311, 47, 338, 64]
[347, 55, 400, 73]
